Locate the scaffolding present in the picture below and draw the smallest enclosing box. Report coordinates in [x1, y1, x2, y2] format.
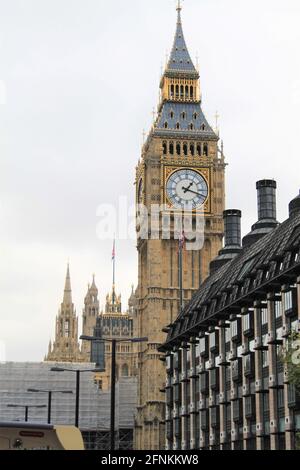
[0, 362, 137, 450]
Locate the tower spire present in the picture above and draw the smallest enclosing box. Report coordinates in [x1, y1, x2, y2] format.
[166, 2, 196, 74]
[63, 263, 72, 304]
[177, 0, 182, 15]
[112, 239, 116, 306]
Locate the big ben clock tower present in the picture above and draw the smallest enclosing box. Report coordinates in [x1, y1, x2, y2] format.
[134, 4, 225, 450]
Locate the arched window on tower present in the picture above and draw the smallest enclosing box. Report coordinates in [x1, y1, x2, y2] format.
[176, 143, 181, 155]
[197, 144, 201, 156]
[181, 111, 186, 120]
[163, 142, 167, 155]
[170, 111, 174, 119]
[190, 143, 195, 156]
[169, 142, 174, 155]
[190, 123, 194, 131]
[183, 143, 188, 156]
[176, 122, 180, 130]
[175, 85, 179, 99]
[180, 85, 184, 99]
[193, 112, 198, 120]
[190, 86, 194, 100]
[201, 124, 206, 131]
[164, 122, 168, 129]
[185, 85, 189, 97]
[203, 143, 208, 156]
[170, 85, 174, 99]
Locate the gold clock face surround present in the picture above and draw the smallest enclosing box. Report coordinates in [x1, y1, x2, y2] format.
[165, 168, 209, 210]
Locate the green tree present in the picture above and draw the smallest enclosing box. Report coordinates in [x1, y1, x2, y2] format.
[282, 332, 300, 449]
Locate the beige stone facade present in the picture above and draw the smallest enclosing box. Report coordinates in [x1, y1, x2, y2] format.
[134, 7, 225, 450]
[45, 264, 83, 363]
[94, 287, 138, 391]
[81, 276, 100, 361]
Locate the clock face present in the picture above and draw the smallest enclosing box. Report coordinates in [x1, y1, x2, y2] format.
[166, 169, 208, 210]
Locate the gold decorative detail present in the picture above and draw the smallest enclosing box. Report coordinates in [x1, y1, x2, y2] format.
[163, 165, 211, 213]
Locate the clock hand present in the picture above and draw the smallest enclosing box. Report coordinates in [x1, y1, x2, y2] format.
[182, 187, 207, 198]
[182, 182, 193, 194]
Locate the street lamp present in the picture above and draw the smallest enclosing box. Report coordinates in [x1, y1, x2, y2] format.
[27, 388, 73, 424]
[50, 367, 103, 428]
[80, 335, 148, 451]
[7, 404, 47, 422]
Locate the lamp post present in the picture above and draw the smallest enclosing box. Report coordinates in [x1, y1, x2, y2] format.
[27, 389, 73, 424]
[80, 335, 148, 451]
[7, 404, 47, 422]
[50, 367, 103, 428]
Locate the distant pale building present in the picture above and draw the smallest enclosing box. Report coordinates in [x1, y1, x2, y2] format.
[81, 276, 100, 362]
[45, 265, 138, 387]
[0, 362, 137, 450]
[45, 265, 83, 363]
[94, 285, 138, 390]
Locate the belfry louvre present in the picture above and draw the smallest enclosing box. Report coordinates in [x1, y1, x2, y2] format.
[161, 184, 300, 450]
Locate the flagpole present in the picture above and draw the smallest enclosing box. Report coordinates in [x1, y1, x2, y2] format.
[179, 235, 184, 313]
[112, 239, 116, 307]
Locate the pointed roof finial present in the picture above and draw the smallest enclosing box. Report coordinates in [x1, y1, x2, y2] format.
[63, 263, 72, 304]
[167, 1, 196, 74]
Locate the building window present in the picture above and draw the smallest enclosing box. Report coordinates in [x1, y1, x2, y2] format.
[201, 124, 206, 131]
[225, 327, 231, 343]
[164, 122, 168, 129]
[231, 320, 238, 339]
[181, 111, 186, 120]
[176, 122, 180, 130]
[163, 142, 167, 155]
[64, 320, 70, 338]
[183, 143, 188, 156]
[284, 291, 293, 312]
[190, 123, 194, 130]
[170, 85, 174, 98]
[176, 143, 181, 155]
[261, 308, 268, 325]
[190, 144, 195, 156]
[122, 364, 129, 377]
[193, 112, 198, 120]
[203, 144, 208, 156]
[275, 301, 282, 318]
[243, 313, 250, 332]
[262, 350, 269, 368]
[197, 144, 201, 156]
[169, 142, 174, 155]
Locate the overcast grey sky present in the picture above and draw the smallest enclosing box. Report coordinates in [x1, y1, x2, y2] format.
[0, 0, 300, 362]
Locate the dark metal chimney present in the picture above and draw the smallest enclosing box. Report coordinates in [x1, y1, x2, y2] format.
[224, 209, 242, 247]
[257, 180, 277, 220]
[210, 210, 242, 275]
[243, 180, 279, 248]
[289, 191, 300, 218]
